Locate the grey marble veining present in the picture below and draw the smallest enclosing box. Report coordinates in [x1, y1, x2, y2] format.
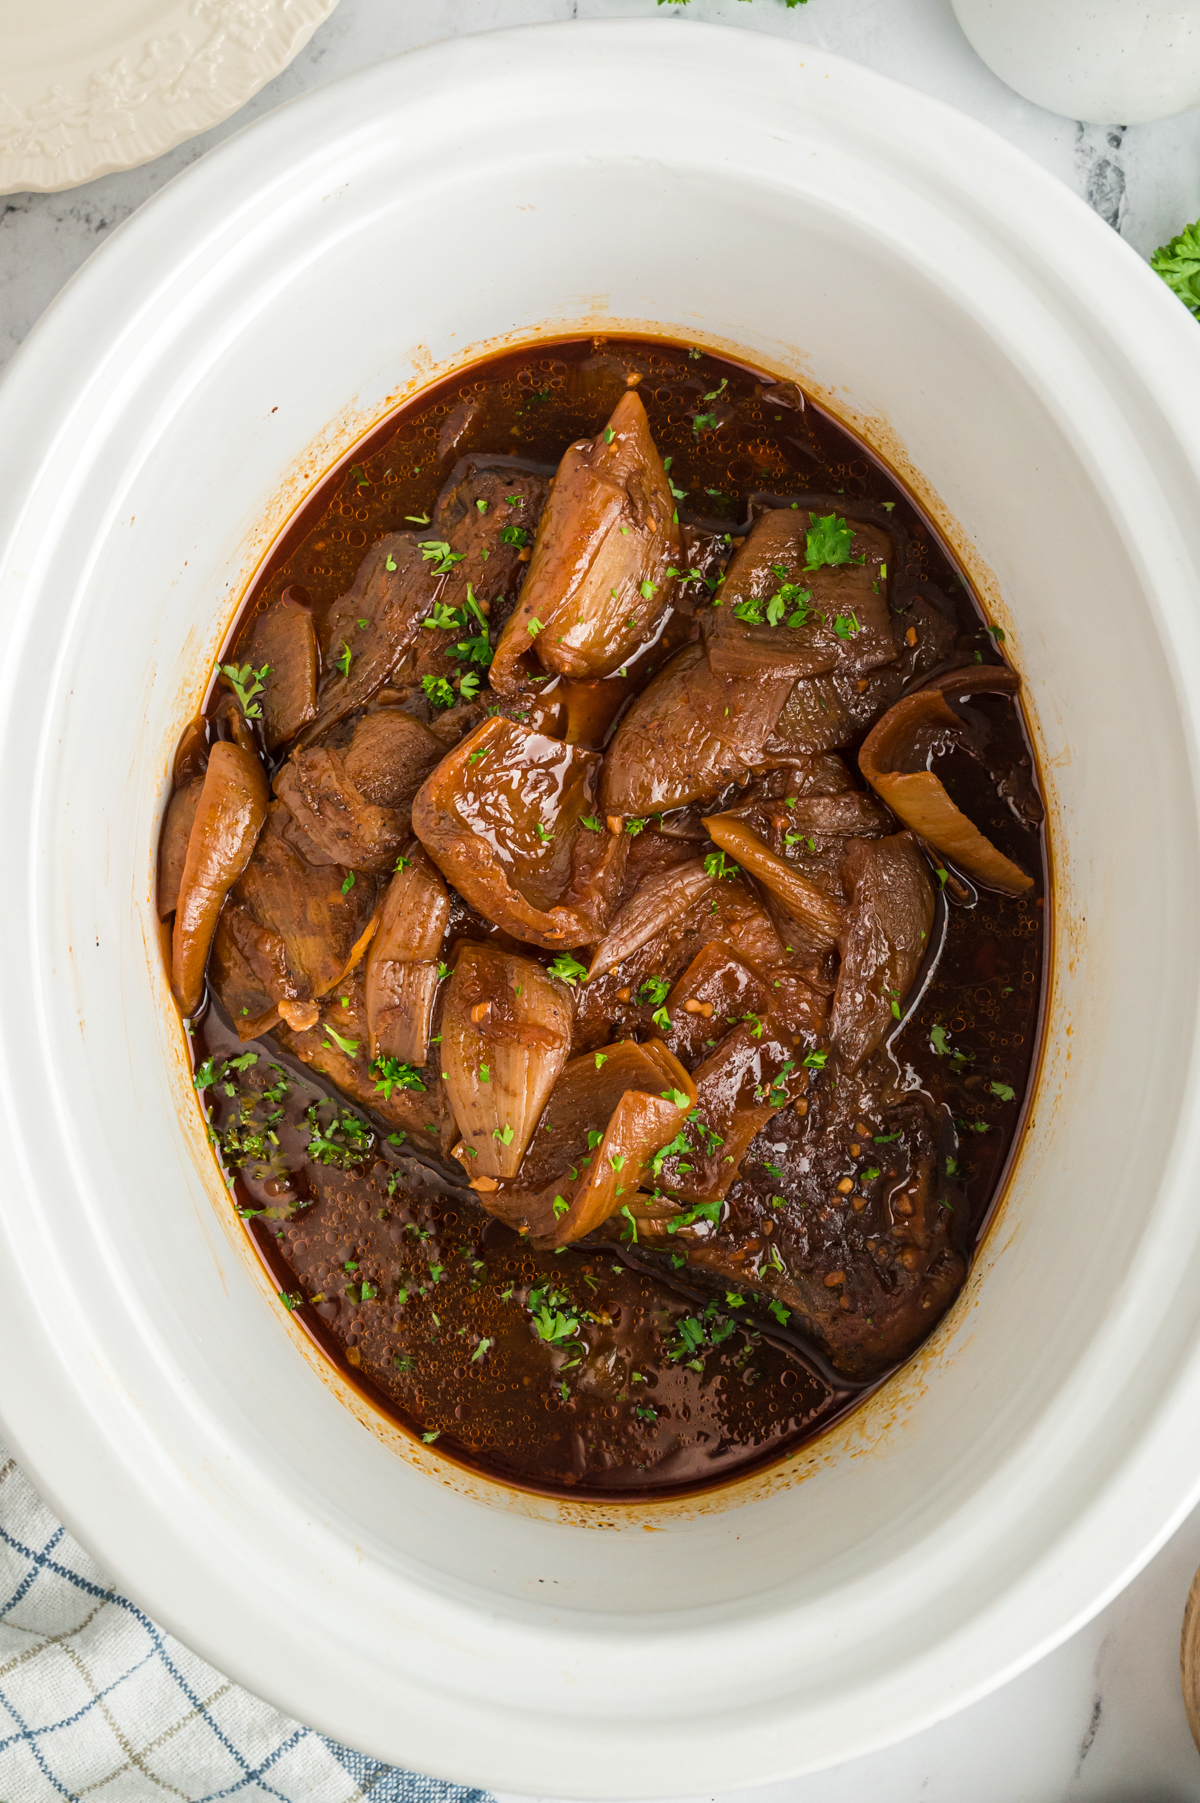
[3, 0, 1200, 374]
[4, 1, 1200, 1797]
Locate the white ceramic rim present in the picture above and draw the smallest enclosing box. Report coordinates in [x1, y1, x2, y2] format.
[4, 20, 1200, 1793]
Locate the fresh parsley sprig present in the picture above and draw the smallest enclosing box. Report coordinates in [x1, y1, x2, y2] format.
[1153, 217, 1200, 316]
[216, 660, 270, 720]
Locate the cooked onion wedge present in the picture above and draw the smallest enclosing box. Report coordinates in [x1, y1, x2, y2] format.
[701, 814, 845, 948]
[171, 741, 269, 1013]
[830, 833, 935, 1069]
[486, 1039, 696, 1247]
[412, 715, 624, 948]
[157, 776, 203, 918]
[490, 390, 680, 691]
[364, 846, 449, 1063]
[858, 670, 1033, 895]
[601, 643, 796, 817]
[654, 1020, 810, 1204]
[246, 589, 319, 749]
[442, 944, 574, 1180]
[586, 859, 717, 981]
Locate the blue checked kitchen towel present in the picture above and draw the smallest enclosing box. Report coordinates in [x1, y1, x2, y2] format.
[0, 1436, 494, 1803]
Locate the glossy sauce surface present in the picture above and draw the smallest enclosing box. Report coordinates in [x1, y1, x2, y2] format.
[179, 336, 1046, 1499]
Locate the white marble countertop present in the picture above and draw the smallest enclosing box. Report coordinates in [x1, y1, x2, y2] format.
[5, 2, 1200, 1797]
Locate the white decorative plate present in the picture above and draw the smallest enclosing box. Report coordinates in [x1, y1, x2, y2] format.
[0, 0, 341, 195]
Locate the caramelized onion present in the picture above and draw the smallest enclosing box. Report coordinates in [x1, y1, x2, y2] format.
[412, 715, 623, 948]
[489, 390, 680, 691]
[701, 814, 845, 948]
[586, 859, 717, 981]
[157, 777, 203, 918]
[660, 942, 769, 1068]
[830, 833, 934, 1069]
[704, 507, 897, 681]
[442, 944, 573, 1179]
[601, 642, 796, 817]
[171, 741, 269, 1013]
[364, 846, 450, 1063]
[209, 800, 379, 1037]
[246, 590, 319, 749]
[655, 1021, 809, 1204]
[858, 670, 1033, 895]
[491, 1040, 696, 1247]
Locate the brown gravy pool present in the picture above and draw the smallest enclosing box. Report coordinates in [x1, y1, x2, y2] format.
[171, 336, 1046, 1500]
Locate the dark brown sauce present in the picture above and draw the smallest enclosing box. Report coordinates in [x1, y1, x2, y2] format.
[180, 335, 1047, 1500]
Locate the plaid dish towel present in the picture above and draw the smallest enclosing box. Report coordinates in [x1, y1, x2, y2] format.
[0, 1437, 494, 1803]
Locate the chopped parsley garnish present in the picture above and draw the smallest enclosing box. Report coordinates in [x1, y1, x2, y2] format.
[638, 975, 671, 1008]
[527, 1283, 582, 1344]
[335, 642, 352, 679]
[419, 539, 465, 575]
[659, 1197, 713, 1240]
[305, 1100, 373, 1169]
[625, 816, 649, 836]
[703, 849, 738, 881]
[667, 1300, 736, 1367]
[421, 673, 456, 710]
[340, 872, 355, 895]
[323, 1025, 360, 1057]
[733, 573, 814, 629]
[424, 583, 492, 667]
[548, 953, 588, 987]
[371, 1056, 426, 1098]
[216, 660, 270, 720]
[804, 512, 859, 570]
[990, 1080, 1016, 1101]
[580, 814, 602, 831]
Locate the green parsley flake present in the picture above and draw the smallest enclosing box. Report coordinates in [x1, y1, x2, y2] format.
[371, 1056, 426, 1098]
[548, 953, 588, 987]
[804, 512, 858, 570]
[216, 660, 270, 721]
